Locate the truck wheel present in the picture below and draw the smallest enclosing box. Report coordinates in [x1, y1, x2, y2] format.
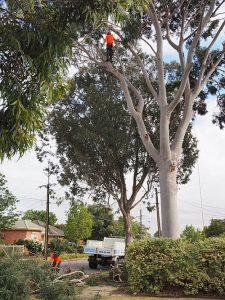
[89, 261, 98, 269]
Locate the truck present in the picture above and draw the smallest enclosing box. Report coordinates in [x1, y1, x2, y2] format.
[84, 237, 125, 269]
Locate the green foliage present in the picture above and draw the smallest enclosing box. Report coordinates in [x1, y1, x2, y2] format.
[0, 173, 19, 231]
[88, 204, 114, 240]
[0, 258, 76, 300]
[0, 1, 73, 159]
[15, 239, 42, 254]
[48, 238, 77, 253]
[22, 209, 57, 225]
[205, 219, 225, 238]
[181, 225, 204, 242]
[126, 238, 225, 296]
[65, 204, 93, 247]
[111, 216, 149, 239]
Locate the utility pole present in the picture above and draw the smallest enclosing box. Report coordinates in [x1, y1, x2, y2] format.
[155, 188, 161, 237]
[44, 168, 50, 260]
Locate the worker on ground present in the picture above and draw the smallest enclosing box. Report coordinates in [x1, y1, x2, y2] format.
[49, 251, 61, 272]
[105, 31, 116, 63]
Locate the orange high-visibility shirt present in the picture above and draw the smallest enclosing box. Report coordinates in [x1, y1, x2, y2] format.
[105, 34, 115, 45]
[50, 254, 61, 263]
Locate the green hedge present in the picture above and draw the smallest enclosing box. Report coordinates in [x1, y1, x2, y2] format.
[126, 238, 225, 296]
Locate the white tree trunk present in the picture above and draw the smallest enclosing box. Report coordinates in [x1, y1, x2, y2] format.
[159, 161, 179, 238]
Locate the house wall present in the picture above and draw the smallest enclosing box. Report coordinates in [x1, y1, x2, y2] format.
[3, 230, 42, 244]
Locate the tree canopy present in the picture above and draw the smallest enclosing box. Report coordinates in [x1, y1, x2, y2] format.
[0, 0, 149, 159]
[22, 209, 57, 226]
[87, 203, 114, 241]
[0, 173, 19, 231]
[205, 219, 225, 237]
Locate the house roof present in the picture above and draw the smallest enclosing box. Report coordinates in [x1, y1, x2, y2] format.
[32, 220, 64, 237]
[9, 220, 43, 231]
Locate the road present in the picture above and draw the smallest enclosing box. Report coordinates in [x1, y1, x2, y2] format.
[61, 258, 104, 274]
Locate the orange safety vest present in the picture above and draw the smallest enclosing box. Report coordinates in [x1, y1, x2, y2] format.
[105, 34, 115, 45]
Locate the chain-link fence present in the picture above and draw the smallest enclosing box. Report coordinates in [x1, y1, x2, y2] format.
[0, 245, 24, 257]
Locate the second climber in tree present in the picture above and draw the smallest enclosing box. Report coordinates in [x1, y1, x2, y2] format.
[105, 31, 116, 63]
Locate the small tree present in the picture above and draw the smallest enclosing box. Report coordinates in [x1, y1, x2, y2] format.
[22, 209, 57, 226]
[0, 173, 20, 232]
[181, 225, 203, 242]
[205, 219, 225, 237]
[64, 204, 93, 252]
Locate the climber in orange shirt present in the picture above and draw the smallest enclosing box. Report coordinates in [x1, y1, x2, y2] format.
[105, 32, 116, 63]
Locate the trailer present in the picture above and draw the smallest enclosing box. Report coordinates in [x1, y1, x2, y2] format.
[84, 237, 125, 269]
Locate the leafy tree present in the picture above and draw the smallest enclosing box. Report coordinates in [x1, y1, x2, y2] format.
[0, 173, 19, 232]
[22, 209, 57, 226]
[64, 204, 93, 251]
[0, 0, 148, 159]
[73, 0, 225, 237]
[36, 64, 197, 245]
[181, 225, 203, 242]
[87, 203, 114, 240]
[205, 219, 225, 238]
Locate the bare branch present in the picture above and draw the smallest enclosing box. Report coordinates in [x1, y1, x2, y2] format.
[194, 20, 225, 94]
[141, 37, 157, 55]
[148, 1, 167, 105]
[128, 47, 159, 104]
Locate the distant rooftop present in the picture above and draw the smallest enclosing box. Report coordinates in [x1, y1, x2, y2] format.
[32, 220, 64, 237]
[9, 220, 43, 231]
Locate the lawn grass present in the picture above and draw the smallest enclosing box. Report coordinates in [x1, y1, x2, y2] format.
[60, 252, 88, 260]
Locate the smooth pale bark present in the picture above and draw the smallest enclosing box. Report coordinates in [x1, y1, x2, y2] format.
[158, 161, 179, 238]
[122, 210, 133, 246]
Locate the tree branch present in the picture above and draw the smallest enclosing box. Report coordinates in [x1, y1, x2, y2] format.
[128, 46, 160, 105]
[148, 1, 167, 106]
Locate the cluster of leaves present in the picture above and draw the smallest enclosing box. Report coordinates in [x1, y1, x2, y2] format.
[181, 225, 204, 242]
[0, 1, 74, 159]
[15, 239, 42, 254]
[48, 238, 84, 254]
[205, 219, 225, 238]
[0, 173, 19, 231]
[22, 209, 57, 226]
[87, 204, 115, 241]
[111, 216, 149, 239]
[126, 238, 225, 296]
[0, 257, 76, 300]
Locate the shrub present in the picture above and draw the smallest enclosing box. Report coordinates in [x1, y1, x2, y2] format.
[126, 238, 225, 296]
[49, 238, 76, 253]
[15, 239, 42, 254]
